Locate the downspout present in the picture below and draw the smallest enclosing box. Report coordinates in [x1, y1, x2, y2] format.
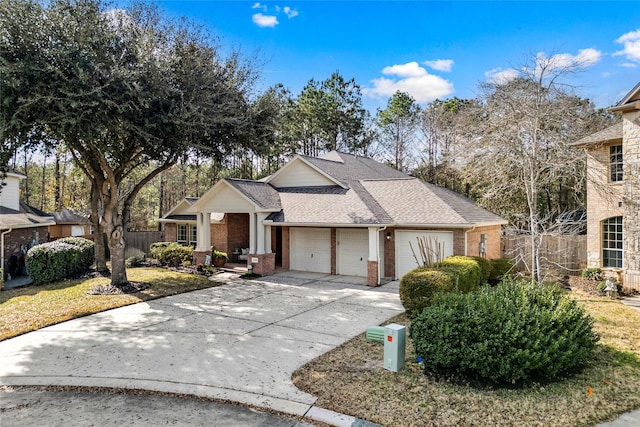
[377, 226, 389, 285]
[464, 226, 476, 257]
[1, 228, 12, 281]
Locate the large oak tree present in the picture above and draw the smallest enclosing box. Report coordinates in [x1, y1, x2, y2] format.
[1, 0, 272, 287]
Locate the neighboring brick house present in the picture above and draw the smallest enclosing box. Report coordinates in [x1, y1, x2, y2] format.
[0, 172, 55, 286]
[174, 151, 506, 286]
[572, 82, 640, 290]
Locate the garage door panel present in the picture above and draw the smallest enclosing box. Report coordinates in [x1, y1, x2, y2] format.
[337, 229, 368, 277]
[290, 228, 331, 273]
[396, 231, 453, 279]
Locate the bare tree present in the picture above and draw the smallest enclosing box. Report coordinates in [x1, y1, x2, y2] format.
[462, 55, 614, 282]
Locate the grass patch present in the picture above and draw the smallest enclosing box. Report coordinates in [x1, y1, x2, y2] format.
[293, 290, 640, 427]
[0, 267, 219, 341]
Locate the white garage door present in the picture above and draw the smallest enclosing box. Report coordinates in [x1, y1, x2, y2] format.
[337, 229, 369, 277]
[290, 228, 331, 273]
[396, 230, 453, 279]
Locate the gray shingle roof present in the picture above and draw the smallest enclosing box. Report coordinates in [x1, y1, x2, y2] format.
[572, 122, 623, 147]
[270, 186, 379, 224]
[0, 203, 55, 229]
[302, 152, 409, 183]
[50, 208, 89, 224]
[226, 179, 281, 210]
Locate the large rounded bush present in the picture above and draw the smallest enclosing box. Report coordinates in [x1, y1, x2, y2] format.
[400, 268, 454, 318]
[26, 237, 95, 285]
[149, 242, 193, 266]
[410, 278, 599, 384]
[437, 256, 482, 291]
[469, 256, 492, 284]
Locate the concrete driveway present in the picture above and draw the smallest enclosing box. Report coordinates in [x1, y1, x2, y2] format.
[0, 271, 403, 424]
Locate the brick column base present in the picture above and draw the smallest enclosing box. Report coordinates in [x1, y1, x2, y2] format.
[367, 261, 379, 287]
[248, 253, 276, 276]
[193, 250, 212, 267]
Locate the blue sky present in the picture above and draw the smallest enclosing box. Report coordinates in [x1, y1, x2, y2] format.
[155, 1, 640, 113]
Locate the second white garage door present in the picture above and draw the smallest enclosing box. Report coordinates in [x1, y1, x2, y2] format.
[290, 228, 331, 273]
[395, 230, 453, 279]
[337, 228, 369, 277]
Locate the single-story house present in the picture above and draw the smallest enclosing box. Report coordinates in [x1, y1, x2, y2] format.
[0, 172, 55, 285]
[572, 82, 640, 290]
[48, 208, 92, 240]
[162, 151, 506, 286]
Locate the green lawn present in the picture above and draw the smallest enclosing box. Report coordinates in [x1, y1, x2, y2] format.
[293, 291, 640, 427]
[0, 267, 218, 341]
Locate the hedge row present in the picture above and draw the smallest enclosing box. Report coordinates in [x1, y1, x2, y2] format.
[25, 237, 95, 285]
[399, 256, 513, 317]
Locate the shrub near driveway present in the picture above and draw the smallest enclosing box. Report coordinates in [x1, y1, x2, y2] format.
[410, 278, 599, 384]
[0, 267, 217, 341]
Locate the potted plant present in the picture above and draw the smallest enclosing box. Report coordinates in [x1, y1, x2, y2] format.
[212, 248, 228, 268]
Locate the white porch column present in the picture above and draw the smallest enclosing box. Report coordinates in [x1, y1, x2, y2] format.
[368, 227, 378, 262]
[249, 213, 257, 254]
[256, 212, 269, 254]
[265, 224, 272, 254]
[196, 212, 211, 251]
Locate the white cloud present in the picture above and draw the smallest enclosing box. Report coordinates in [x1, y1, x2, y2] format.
[252, 2, 267, 11]
[621, 62, 638, 68]
[535, 48, 602, 75]
[252, 13, 279, 28]
[423, 59, 454, 72]
[614, 29, 640, 62]
[364, 61, 454, 103]
[485, 67, 519, 84]
[283, 6, 299, 18]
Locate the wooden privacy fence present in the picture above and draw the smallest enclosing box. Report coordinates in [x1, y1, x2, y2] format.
[502, 235, 587, 277]
[124, 231, 164, 257]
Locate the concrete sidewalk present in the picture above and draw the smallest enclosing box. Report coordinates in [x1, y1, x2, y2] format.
[0, 271, 403, 426]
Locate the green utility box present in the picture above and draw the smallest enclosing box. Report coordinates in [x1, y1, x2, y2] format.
[384, 323, 406, 372]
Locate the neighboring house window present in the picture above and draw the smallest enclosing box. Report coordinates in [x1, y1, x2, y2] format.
[610, 145, 623, 182]
[177, 224, 187, 244]
[602, 216, 623, 268]
[190, 224, 197, 246]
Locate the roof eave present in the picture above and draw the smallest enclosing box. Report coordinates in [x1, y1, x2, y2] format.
[608, 100, 640, 113]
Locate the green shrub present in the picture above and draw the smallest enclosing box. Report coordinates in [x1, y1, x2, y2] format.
[400, 267, 454, 318]
[26, 237, 95, 285]
[438, 256, 482, 291]
[126, 253, 146, 268]
[582, 267, 604, 281]
[57, 237, 95, 271]
[488, 257, 514, 282]
[410, 278, 599, 384]
[469, 256, 492, 284]
[149, 242, 193, 266]
[149, 242, 173, 260]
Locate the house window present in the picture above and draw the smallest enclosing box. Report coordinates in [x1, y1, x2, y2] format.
[190, 224, 197, 246]
[602, 216, 623, 268]
[177, 224, 187, 244]
[610, 145, 623, 182]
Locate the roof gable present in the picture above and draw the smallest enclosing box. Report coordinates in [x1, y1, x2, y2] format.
[161, 198, 197, 219]
[266, 156, 346, 188]
[191, 179, 280, 213]
[609, 82, 640, 113]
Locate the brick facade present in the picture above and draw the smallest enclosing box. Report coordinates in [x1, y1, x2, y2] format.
[367, 260, 378, 287]
[465, 225, 502, 259]
[580, 94, 640, 291]
[623, 110, 640, 289]
[248, 253, 276, 276]
[2, 226, 49, 280]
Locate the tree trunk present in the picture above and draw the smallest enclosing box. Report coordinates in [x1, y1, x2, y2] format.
[54, 144, 62, 212]
[90, 180, 108, 273]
